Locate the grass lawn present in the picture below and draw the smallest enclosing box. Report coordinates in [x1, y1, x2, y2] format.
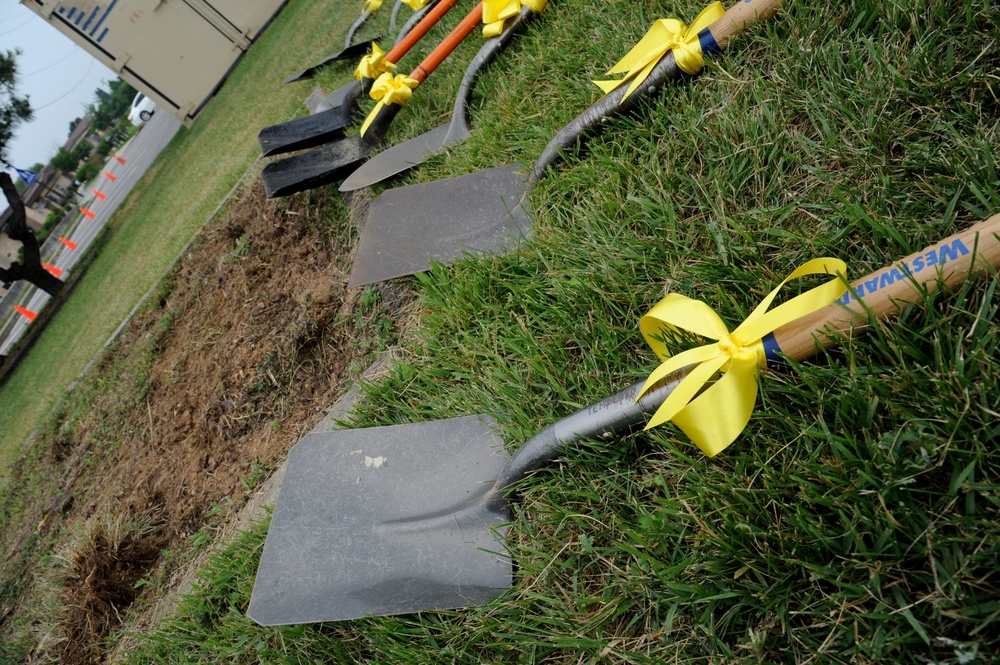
[4, 0, 1000, 662]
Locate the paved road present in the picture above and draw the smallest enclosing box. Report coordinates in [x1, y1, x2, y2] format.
[1, 111, 182, 354]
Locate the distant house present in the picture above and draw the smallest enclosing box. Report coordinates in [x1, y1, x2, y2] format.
[66, 114, 100, 154]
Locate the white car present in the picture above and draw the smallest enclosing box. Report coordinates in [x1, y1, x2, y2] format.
[127, 92, 157, 127]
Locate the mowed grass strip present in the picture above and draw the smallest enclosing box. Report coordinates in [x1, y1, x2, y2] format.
[122, 0, 999, 663]
[0, 0, 365, 469]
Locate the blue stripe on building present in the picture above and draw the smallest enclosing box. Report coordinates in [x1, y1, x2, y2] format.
[82, 6, 100, 32]
[89, 0, 116, 37]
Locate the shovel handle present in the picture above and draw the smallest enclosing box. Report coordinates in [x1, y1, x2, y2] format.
[358, 1, 479, 141]
[770, 213, 1000, 361]
[387, 0, 458, 63]
[410, 2, 485, 83]
[495, 215, 1000, 491]
[530, 0, 784, 183]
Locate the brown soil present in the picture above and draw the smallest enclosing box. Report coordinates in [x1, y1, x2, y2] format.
[58, 517, 166, 664]
[4, 180, 410, 663]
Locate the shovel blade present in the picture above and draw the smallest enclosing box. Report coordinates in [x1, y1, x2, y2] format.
[339, 121, 465, 191]
[283, 39, 379, 84]
[261, 136, 378, 197]
[258, 81, 362, 157]
[347, 163, 532, 288]
[247, 415, 512, 626]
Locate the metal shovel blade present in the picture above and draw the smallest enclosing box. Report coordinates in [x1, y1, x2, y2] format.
[258, 81, 362, 157]
[261, 135, 380, 198]
[347, 163, 531, 288]
[247, 415, 511, 626]
[339, 122, 458, 191]
[283, 39, 379, 84]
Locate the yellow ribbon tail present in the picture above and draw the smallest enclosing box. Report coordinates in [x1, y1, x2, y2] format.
[363, 0, 383, 13]
[637, 343, 722, 402]
[359, 102, 385, 137]
[644, 354, 729, 430]
[637, 256, 848, 456]
[360, 73, 418, 137]
[670, 356, 760, 457]
[401, 0, 428, 9]
[592, 79, 626, 95]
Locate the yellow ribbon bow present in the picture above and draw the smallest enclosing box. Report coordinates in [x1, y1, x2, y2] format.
[482, 0, 547, 37]
[401, 0, 429, 8]
[594, 1, 725, 102]
[363, 0, 383, 13]
[354, 42, 395, 81]
[360, 72, 419, 136]
[637, 258, 848, 457]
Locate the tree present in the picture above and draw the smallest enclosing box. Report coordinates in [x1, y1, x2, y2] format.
[50, 147, 80, 173]
[1, 49, 33, 168]
[88, 78, 136, 132]
[0, 172, 65, 296]
[75, 156, 100, 184]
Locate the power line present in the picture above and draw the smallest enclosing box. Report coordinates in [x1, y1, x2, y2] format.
[0, 17, 34, 36]
[23, 47, 80, 77]
[32, 59, 97, 112]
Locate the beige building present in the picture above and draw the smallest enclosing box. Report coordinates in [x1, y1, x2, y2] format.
[21, 0, 289, 127]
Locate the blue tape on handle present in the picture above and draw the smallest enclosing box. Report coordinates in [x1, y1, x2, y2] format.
[698, 27, 722, 56]
[761, 332, 785, 366]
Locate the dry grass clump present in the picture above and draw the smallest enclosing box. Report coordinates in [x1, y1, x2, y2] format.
[30, 508, 164, 665]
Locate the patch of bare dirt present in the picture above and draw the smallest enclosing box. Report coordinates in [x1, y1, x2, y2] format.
[9, 181, 409, 663]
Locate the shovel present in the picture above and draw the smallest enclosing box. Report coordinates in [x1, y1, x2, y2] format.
[280, 0, 406, 84]
[259, 0, 461, 157]
[345, 0, 779, 289]
[247, 215, 1000, 626]
[339, 3, 543, 192]
[260, 2, 486, 198]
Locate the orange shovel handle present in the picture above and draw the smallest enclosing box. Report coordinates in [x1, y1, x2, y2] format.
[410, 2, 485, 84]
[385, 0, 460, 63]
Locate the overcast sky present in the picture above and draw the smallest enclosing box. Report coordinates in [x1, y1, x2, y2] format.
[3, 2, 115, 181]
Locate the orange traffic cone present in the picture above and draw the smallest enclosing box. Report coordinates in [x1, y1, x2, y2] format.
[43, 263, 63, 278]
[92, 189, 106, 200]
[112, 153, 126, 164]
[14, 305, 37, 323]
[103, 171, 117, 181]
[59, 237, 78, 250]
[80, 208, 96, 220]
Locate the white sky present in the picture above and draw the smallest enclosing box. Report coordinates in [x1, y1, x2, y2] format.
[2, 2, 115, 180]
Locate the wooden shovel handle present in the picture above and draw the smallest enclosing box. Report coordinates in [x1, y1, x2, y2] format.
[386, 0, 459, 63]
[770, 214, 1000, 362]
[409, 2, 485, 83]
[495, 215, 1000, 490]
[705, 0, 785, 52]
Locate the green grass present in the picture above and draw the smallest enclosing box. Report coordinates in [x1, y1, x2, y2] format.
[9, 0, 1000, 661]
[0, 0, 371, 472]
